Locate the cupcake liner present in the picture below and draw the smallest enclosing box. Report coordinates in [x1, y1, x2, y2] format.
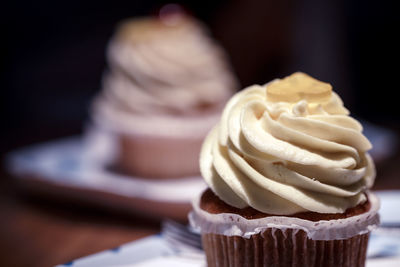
[201, 229, 370, 267]
[189, 191, 380, 241]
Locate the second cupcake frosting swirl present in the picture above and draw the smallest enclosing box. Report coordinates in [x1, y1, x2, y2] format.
[200, 72, 375, 215]
[99, 17, 236, 116]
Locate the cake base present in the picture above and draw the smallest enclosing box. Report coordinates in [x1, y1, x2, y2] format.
[200, 188, 371, 221]
[116, 133, 202, 179]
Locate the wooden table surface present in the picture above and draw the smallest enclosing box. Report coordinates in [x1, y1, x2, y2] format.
[1, 148, 400, 267]
[0, 173, 161, 267]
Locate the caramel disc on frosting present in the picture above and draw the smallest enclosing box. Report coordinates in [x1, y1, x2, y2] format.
[267, 72, 332, 103]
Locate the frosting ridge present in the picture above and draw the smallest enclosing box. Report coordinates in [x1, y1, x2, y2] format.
[200, 73, 375, 215]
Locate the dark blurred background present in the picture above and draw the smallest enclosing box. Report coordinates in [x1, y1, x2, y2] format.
[1, 0, 399, 155]
[1, 2, 399, 266]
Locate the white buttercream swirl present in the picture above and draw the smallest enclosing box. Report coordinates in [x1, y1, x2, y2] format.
[94, 16, 237, 118]
[200, 73, 375, 215]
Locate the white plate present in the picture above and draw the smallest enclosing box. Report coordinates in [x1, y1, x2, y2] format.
[375, 191, 400, 226]
[56, 235, 205, 267]
[54, 232, 400, 267]
[5, 136, 206, 221]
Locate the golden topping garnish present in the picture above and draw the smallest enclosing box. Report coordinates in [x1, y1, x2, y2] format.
[115, 17, 189, 43]
[267, 72, 332, 103]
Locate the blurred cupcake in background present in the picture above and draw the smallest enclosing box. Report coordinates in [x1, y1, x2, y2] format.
[90, 6, 238, 179]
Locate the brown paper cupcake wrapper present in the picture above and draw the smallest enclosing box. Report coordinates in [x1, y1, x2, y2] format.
[190, 191, 379, 267]
[189, 191, 380, 241]
[202, 229, 370, 267]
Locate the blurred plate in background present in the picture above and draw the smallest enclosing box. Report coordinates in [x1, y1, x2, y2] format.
[5, 136, 206, 221]
[4, 119, 398, 221]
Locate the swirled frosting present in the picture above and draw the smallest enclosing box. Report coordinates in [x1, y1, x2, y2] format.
[92, 16, 237, 136]
[200, 72, 376, 215]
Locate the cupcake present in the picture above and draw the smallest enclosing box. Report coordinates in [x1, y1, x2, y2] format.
[91, 14, 238, 178]
[190, 72, 379, 266]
